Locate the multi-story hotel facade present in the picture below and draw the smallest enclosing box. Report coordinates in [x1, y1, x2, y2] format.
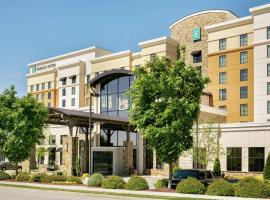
[22, 3, 270, 176]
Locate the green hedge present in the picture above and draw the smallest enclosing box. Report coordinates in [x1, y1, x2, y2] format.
[125, 176, 149, 191]
[264, 153, 270, 181]
[176, 177, 206, 194]
[101, 176, 126, 189]
[16, 172, 30, 182]
[154, 178, 168, 188]
[88, 173, 104, 187]
[30, 173, 47, 182]
[235, 177, 270, 198]
[206, 180, 234, 196]
[44, 174, 67, 183]
[66, 176, 82, 184]
[0, 171, 10, 180]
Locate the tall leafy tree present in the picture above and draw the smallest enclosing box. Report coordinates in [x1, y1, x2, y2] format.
[0, 86, 48, 174]
[128, 55, 209, 186]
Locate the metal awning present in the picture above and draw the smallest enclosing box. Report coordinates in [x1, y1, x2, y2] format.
[47, 107, 132, 130]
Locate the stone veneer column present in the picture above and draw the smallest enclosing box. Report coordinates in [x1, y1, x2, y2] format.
[123, 141, 133, 175]
[62, 136, 78, 176]
[21, 148, 36, 172]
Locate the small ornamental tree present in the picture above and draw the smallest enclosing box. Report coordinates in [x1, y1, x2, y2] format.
[128, 55, 209, 187]
[263, 153, 270, 181]
[0, 86, 48, 174]
[213, 158, 221, 176]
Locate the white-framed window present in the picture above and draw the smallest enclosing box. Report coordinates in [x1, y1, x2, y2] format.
[62, 99, 66, 107]
[219, 55, 226, 67]
[71, 98, 75, 107]
[267, 64, 270, 77]
[267, 45, 270, 58]
[48, 82, 51, 89]
[219, 72, 226, 84]
[240, 51, 248, 64]
[267, 101, 270, 114]
[267, 26, 270, 40]
[219, 89, 226, 100]
[267, 82, 270, 95]
[48, 92, 51, 100]
[71, 87, 76, 95]
[62, 88, 66, 96]
[240, 104, 248, 116]
[240, 86, 248, 99]
[219, 38, 226, 50]
[240, 34, 248, 46]
[240, 68, 248, 81]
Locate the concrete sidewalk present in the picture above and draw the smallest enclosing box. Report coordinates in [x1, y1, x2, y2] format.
[0, 181, 267, 200]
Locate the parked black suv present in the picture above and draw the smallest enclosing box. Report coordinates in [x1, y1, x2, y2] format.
[0, 162, 22, 171]
[171, 169, 215, 189]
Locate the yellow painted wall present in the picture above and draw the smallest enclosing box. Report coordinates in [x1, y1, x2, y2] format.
[208, 47, 254, 122]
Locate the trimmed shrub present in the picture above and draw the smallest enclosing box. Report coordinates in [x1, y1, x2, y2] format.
[81, 173, 90, 179]
[16, 172, 30, 182]
[66, 176, 82, 184]
[44, 174, 67, 183]
[10, 174, 16, 180]
[213, 158, 221, 176]
[235, 177, 270, 198]
[101, 176, 126, 189]
[88, 173, 104, 187]
[0, 171, 11, 180]
[154, 178, 168, 188]
[176, 177, 206, 194]
[125, 176, 149, 191]
[264, 153, 270, 181]
[173, 166, 181, 174]
[206, 180, 234, 196]
[30, 173, 47, 182]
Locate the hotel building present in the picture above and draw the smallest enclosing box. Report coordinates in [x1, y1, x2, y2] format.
[22, 3, 270, 176]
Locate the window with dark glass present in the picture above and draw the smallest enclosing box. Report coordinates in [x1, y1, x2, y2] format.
[240, 34, 248, 46]
[267, 82, 270, 95]
[48, 82, 51, 89]
[268, 101, 270, 114]
[93, 151, 113, 175]
[219, 89, 226, 100]
[42, 83, 45, 90]
[267, 64, 270, 77]
[240, 86, 248, 99]
[61, 77, 67, 85]
[227, 147, 242, 171]
[219, 38, 226, 50]
[62, 99, 66, 107]
[72, 87, 76, 95]
[249, 147, 264, 172]
[100, 75, 133, 117]
[71, 76, 76, 84]
[192, 51, 202, 63]
[268, 27, 270, 40]
[48, 92, 51, 100]
[219, 55, 226, 67]
[268, 45, 270, 58]
[71, 98, 75, 106]
[240, 69, 248, 81]
[62, 88, 66, 96]
[30, 85, 34, 92]
[240, 51, 248, 64]
[48, 135, 56, 145]
[100, 130, 137, 147]
[36, 84, 39, 91]
[240, 104, 248, 116]
[219, 72, 226, 84]
[47, 102, 51, 108]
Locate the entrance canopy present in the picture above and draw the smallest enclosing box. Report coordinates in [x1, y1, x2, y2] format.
[47, 107, 132, 131]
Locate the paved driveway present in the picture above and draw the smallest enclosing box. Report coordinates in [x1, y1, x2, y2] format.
[0, 186, 155, 200]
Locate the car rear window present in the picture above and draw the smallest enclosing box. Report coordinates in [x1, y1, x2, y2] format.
[173, 170, 199, 178]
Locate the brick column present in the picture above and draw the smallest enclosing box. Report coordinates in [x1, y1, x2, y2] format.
[62, 136, 78, 176]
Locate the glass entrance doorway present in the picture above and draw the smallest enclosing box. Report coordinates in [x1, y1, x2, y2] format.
[93, 151, 113, 175]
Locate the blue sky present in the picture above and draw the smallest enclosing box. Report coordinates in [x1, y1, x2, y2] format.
[0, 0, 269, 96]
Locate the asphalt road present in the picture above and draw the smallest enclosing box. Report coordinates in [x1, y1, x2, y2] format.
[0, 186, 155, 200]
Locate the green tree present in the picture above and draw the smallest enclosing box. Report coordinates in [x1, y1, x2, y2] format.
[263, 153, 270, 181]
[0, 86, 48, 174]
[213, 158, 221, 176]
[128, 55, 209, 187]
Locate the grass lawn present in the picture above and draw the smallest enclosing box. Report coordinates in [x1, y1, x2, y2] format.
[0, 183, 211, 200]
